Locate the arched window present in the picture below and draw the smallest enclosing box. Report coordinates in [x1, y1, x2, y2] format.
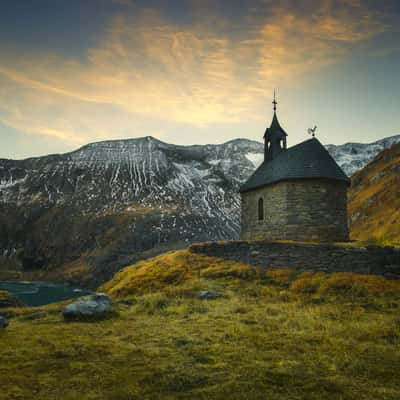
[258, 197, 264, 221]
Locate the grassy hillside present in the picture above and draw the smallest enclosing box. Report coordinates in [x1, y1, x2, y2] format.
[349, 143, 400, 244]
[1, 250, 400, 399]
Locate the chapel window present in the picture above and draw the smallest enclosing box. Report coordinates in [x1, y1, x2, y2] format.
[258, 197, 264, 221]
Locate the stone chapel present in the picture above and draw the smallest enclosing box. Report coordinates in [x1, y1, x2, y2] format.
[240, 95, 350, 242]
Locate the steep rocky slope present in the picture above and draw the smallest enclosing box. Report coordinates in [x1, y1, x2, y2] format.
[0, 134, 399, 287]
[349, 142, 400, 243]
[326, 134, 400, 176]
[0, 137, 263, 287]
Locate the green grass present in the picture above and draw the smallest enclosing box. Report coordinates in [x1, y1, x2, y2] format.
[1, 250, 399, 400]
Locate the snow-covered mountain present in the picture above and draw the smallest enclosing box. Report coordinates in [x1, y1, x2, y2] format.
[326, 134, 400, 176]
[0, 134, 398, 287]
[0, 136, 263, 219]
[0, 137, 263, 286]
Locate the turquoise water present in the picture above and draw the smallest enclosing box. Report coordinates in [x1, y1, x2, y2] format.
[0, 281, 91, 307]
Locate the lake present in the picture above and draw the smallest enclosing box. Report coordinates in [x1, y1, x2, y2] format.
[0, 281, 91, 307]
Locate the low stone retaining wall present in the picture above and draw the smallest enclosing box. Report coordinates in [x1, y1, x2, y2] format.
[189, 241, 400, 279]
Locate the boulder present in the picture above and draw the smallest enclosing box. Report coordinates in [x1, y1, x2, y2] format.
[0, 316, 8, 329]
[63, 293, 112, 321]
[196, 290, 223, 300]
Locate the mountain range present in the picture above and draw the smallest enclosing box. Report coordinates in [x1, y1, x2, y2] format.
[325, 134, 400, 176]
[0, 134, 399, 287]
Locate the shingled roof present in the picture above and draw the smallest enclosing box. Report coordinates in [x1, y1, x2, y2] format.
[240, 138, 350, 193]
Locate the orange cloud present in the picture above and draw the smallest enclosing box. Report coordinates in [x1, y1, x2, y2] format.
[0, 2, 388, 146]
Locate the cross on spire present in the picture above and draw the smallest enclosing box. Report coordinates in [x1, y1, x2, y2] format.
[272, 89, 277, 112]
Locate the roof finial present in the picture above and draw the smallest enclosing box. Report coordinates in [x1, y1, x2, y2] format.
[272, 89, 277, 112]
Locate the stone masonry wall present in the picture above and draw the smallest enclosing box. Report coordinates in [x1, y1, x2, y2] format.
[190, 241, 400, 279]
[241, 179, 349, 242]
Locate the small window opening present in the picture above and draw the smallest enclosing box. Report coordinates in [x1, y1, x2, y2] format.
[258, 197, 264, 221]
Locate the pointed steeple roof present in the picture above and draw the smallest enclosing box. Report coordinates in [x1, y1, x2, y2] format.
[263, 90, 288, 162]
[264, 111, 287, 139]
[264, 90, 287, 139]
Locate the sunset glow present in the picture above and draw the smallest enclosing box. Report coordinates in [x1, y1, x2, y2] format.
[0, 0, 399, 158]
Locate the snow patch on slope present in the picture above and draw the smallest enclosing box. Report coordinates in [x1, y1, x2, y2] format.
[326, 134, 400, 176]
[245, 152, 264, 168]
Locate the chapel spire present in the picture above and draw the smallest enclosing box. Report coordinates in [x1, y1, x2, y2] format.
[263, 91, 288, 162]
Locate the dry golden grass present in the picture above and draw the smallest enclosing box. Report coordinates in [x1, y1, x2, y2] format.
[349, 143, 400, 244]
[291, 271, 400, 298]
[100, 250, 260, 297]
[1, 250, 400, 400]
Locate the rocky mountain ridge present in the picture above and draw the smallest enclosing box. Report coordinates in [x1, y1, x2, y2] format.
[326, 134, 400, 176]
[0, 137, 263, 286]
[0, 134, 399, 287]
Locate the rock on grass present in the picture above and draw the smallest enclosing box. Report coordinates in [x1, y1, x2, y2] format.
[63, 293, 112, 322]
[196, 291, 223, 300]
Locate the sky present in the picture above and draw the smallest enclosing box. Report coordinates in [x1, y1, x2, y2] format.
[0, 0, 399, 159]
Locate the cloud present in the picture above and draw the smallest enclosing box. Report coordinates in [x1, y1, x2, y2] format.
[0, 1, 389, 149]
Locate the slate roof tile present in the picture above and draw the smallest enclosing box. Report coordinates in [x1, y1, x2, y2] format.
[240, 138, 350, 193]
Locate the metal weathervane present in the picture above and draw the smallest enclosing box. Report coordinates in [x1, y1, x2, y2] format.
[308, 125, 317, 138]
